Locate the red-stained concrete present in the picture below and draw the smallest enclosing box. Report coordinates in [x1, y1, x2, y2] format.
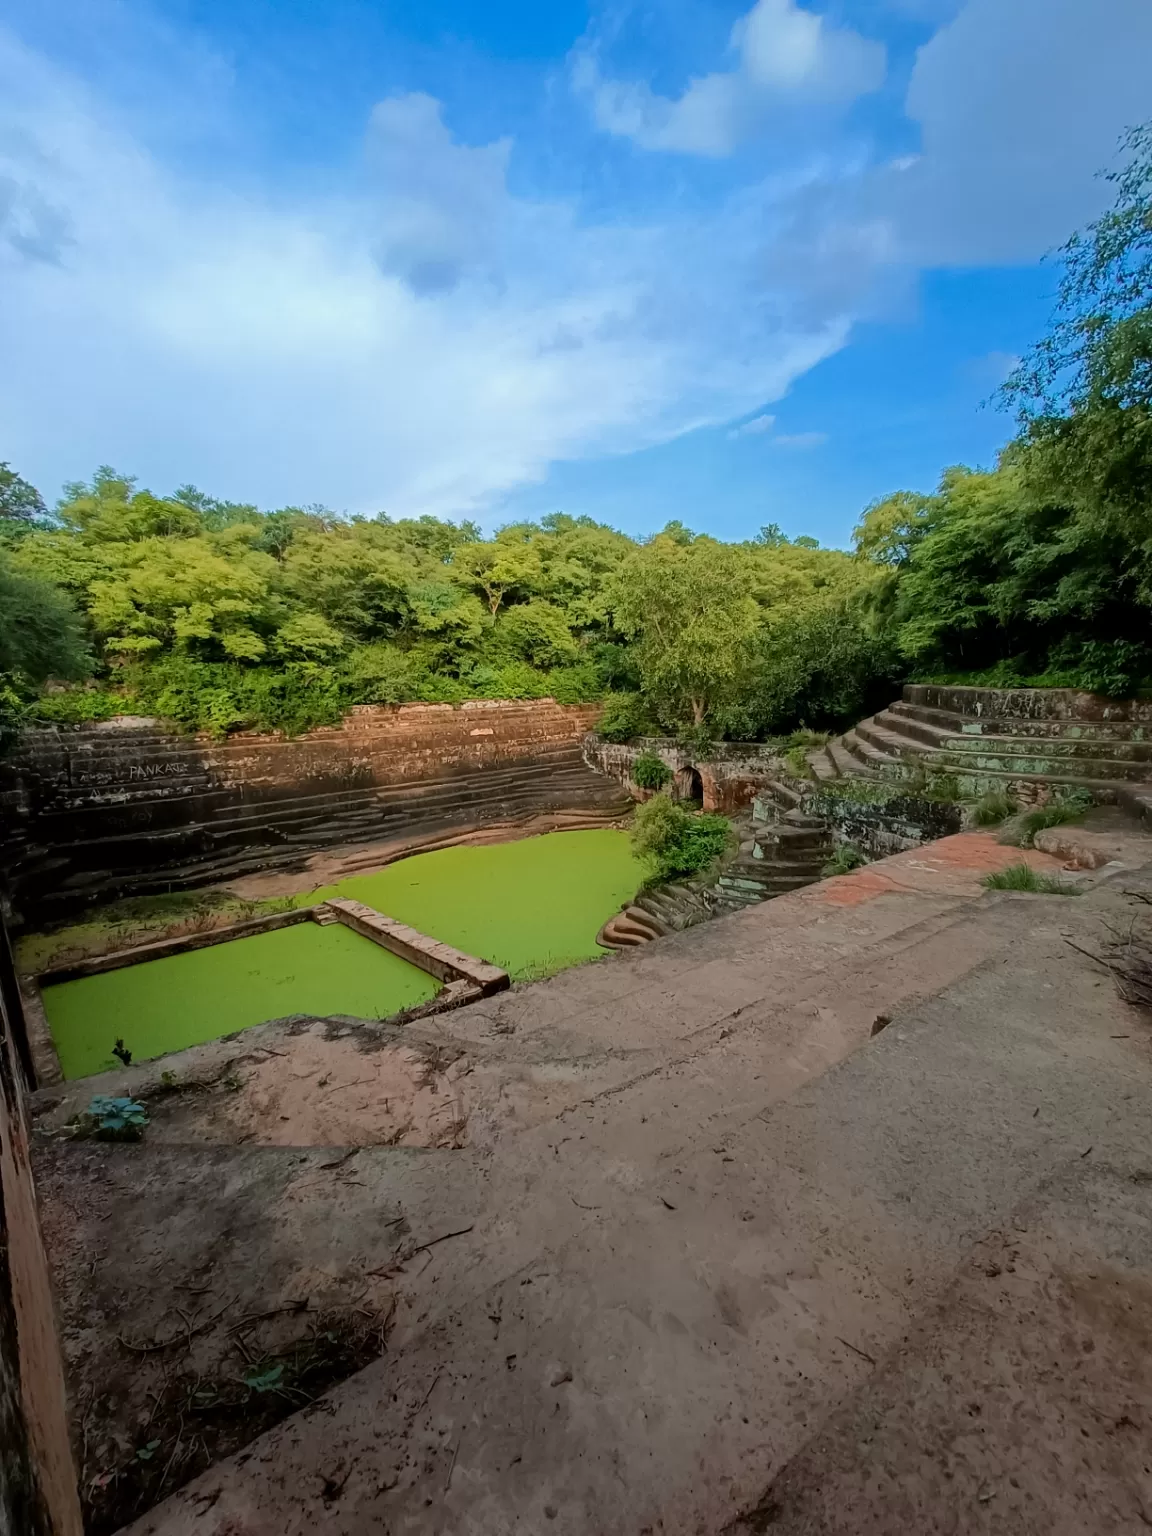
[807, 831, 1066, 907]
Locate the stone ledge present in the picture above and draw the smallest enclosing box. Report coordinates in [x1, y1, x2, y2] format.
[321, 898, 509, 995]
[33, 906, 319, 987]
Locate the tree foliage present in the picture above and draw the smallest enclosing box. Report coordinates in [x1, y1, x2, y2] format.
[0, 462, 47, 527]
[0, 557, 91, 685]
[852, 123, 1152, 699]
[1, 453, 874, 739]
[630, 794, 732, 880]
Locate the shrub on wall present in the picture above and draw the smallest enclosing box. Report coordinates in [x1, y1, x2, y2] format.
[630, 793, 732, 881]
[632, 751, 673, 791]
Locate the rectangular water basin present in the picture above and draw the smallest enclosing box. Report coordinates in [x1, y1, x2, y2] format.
[41, 922, 440, 1080]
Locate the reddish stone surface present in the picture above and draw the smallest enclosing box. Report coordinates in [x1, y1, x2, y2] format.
[806, 831, 1067, 907]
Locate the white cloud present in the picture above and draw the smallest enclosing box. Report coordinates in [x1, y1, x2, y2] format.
[0, 30, 852, 518]
[727, 414, 827, 446]
[882, 0, 1152, 265]
[5, 0, 1148, 522]
[771, 430, 828, 447]
[574, 0, 885, 157]
[728, 412, 777, 437]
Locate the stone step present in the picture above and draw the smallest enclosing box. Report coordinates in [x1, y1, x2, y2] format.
[808, 749, 839, 783]
[838, 730, 891, 775]
[827, 738, 874, 779]
[755, 826, 829, 852]
[884, 699, 1144, 742]
[855, 716, 935, 762]
[877, 708, 1152, 764]
[926, 748, 1149, 786]
[30, 762, 617, 842]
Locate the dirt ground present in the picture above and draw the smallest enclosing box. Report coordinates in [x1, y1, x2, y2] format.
[30, 832, 1152, 1535]
[34, 1138, 467, 1533]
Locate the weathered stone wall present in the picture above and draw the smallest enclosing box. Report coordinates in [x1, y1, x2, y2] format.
[0, 921, 82, 1534]
[2, 700, 620, 924]
[805, 787, 964, 861]
[905, 684, 1152, 725]
[582, 736, 785, 814]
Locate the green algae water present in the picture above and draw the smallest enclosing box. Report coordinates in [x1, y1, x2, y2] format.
[43, 924, 438, 1080]
[41, 830, 643, 1080]
[310, 830, 643, 979]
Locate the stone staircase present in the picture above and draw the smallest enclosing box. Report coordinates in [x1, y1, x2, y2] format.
[712, 811, 832, 914]
[597, 808, 832, 948]
[596, 882, 716, 948]
[807, 684, 1152, 806]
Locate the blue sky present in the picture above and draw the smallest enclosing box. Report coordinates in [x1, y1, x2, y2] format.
[1, 0, 1150, 546]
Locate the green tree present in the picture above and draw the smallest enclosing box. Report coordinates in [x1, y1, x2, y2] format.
[453, 535, 543, 620]
[0, 462, 46, 526]
[0, 557, 91, 683]
[610, 538, 759, 728]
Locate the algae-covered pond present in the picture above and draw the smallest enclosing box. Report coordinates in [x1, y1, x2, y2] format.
[307, 829, 642, 979]
[42, 924, 439, 1080]
[39, 830, 643, 1079]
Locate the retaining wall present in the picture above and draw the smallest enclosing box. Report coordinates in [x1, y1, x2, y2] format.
[0, 918, 82, 1533]
[1, 700, 619, 924]
[582, 737, 784, 814]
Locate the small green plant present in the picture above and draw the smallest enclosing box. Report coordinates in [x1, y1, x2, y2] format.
[243, 1362, 287, 1394]
[981, 863, 1080, 895]
[783, 745, 814, 779]
[632, 751, 673, 792]
[924, 773, 961, 804]
[675, 721, 718, 759]
[999, 791, 1094, 848]
[822, 844, 867, 878]
[784, 728, 830, 750]
[967, 788, 1019, 826]
[630, 794, 732, 881]
[814, 779, 899, 807]
[82, 1096, 149, 1140]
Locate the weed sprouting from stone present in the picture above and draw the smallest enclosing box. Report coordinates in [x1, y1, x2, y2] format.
[967, 788, 1019, 826]
[999, 791, 1094, 847]
[981, 863, 1080, 895]
[821, 844, 867, 878]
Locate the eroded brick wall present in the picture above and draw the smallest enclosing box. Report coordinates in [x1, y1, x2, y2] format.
[0, 924, 82, 1535]
[2, 700, 617, 923]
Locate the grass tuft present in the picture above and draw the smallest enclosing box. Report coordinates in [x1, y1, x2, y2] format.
[981, 862, 1081, 895]
[967, 788, 1019, 827]
[998, 791, 1094, 848]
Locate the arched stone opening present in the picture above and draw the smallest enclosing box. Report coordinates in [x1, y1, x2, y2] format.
[676, 766, 704, 805]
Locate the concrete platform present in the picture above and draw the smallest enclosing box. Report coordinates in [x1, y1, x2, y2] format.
[32, 833, 1152, 1534]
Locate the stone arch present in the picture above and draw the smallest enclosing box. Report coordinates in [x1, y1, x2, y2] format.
[675, 766, 704, 804]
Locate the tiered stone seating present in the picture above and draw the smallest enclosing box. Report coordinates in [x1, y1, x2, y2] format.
[807, 684, 1152, 808]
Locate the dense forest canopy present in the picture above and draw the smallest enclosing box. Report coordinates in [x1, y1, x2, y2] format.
[2, 126, 1150, 744]
[0, 464, 885, 740]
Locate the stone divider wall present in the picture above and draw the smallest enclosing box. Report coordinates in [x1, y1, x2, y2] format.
[321, 898, 509, 995]
[582, 736, 785, 814]
[1, 700, 619, 925]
